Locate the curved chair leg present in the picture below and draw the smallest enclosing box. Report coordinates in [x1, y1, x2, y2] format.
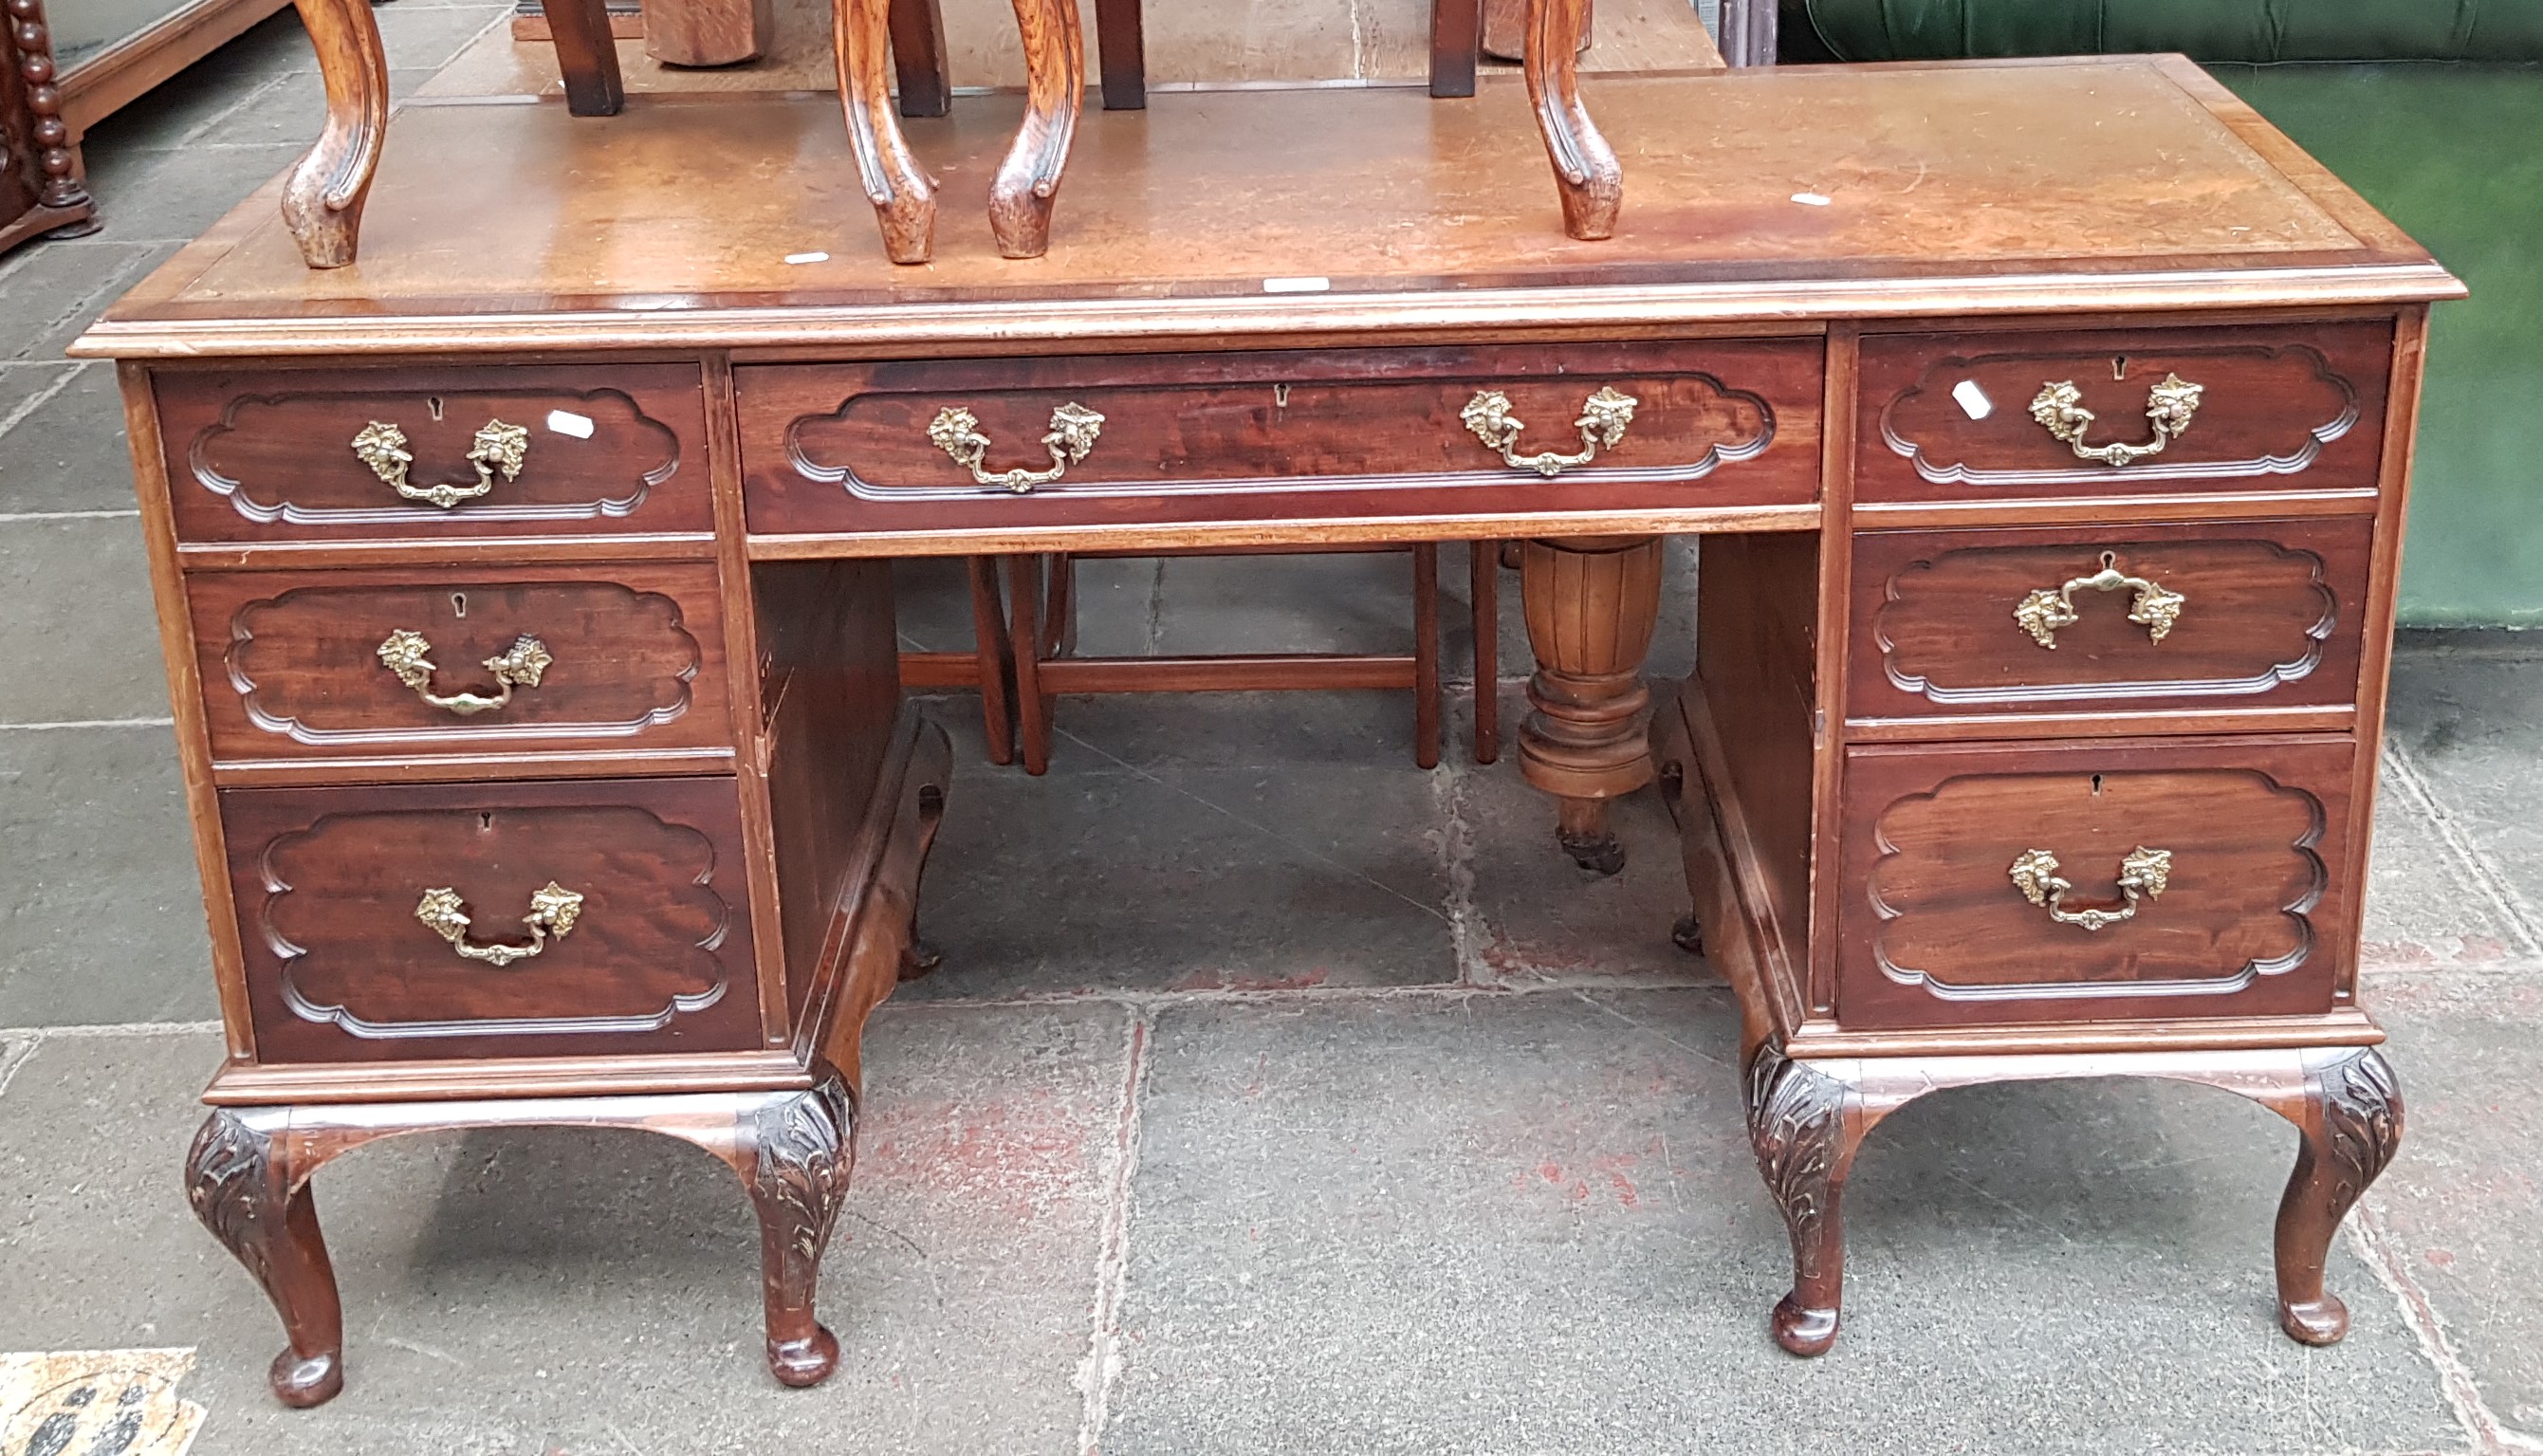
[1522, 0, 1619, 240]
[283, 0, 389, 268]
[185, 1109, 346, 1407]
[836, 0, 937, 263]
[2270, 1046, 2405, 1344]
[989, 0, 1085, 259]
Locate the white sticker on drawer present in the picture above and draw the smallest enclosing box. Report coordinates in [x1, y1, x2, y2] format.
[1951, 379, 1994, 420]
[545, 410, 596, 439]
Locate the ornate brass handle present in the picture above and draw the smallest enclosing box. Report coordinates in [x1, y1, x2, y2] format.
[926, 402, 1105, 494]
[376, 630, 552, 716]
[2027, 374, 2202, 467]
[2009, 846, 2172, 932]
[2013, 552, 2186, 650]
[1461, 385, 1638, 477]
[414, 881, 584, 968]
[350, 419, 531, 509]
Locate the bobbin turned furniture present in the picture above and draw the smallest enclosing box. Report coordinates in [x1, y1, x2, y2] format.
[0, 0, 95, 253]
[79, 56, 2456, 1398]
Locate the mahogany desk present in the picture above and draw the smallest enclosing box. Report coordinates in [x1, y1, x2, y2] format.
[73, 58, 2461, 1403]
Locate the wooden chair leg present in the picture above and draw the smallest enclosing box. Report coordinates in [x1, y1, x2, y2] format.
[1718, 0, 1778, 66]
[1004, 555, 1054, 774]
[1429, 0, 1481, 98]
[886, 0, 951, 117]
[1095, 0, 1145, 110]
[1412, 544, 1443, 769]
[1471, 539, 1500, 764]
[1523, 0, 1619, 241]
[837, 0, 937, 263]
[545, 0, 627, 115]
[281, 0, 390, 268]
[965, 558, 1016, 765]
[989, 0, 1085, 258]
[1042, 553, 1078, 659]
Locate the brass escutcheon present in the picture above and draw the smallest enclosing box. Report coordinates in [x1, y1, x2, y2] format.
[2008, 845, 2172, 931]
[1461, 385, 1638, 477]
[927, 402, 1105, 493]
[414, 881, 584, 967]
[351, 418, 531, 509]
[377, 630, 552, 715]
[2013, 551, 2186, 650]
[2027, 373, 2202, 467]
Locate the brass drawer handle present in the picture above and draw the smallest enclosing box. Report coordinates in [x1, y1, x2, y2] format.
[2009, 846, 2172, 931]
[927, 402, 1106, 493]
[2027, 373, 2202, 467]
[351, 418, 531, 509]
[2013, 552, 2185, 649]
[376, 629, 552, 716]
[415, 881, 584, 968]
[1462, 385, 1638, 477]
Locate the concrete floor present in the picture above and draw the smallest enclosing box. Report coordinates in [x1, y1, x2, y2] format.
[1, 9, 2538, 1453]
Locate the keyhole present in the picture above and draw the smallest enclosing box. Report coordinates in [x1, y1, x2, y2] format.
[428, 396, 446, 421]
[2099, 550, 2118, 571]
[1273, 385, 1291, 409]
[2111, 356, 2128, 381]
[2091, 774, 2104, 795]
[479, 813, 493, 830]
[451, 591, 468, 618]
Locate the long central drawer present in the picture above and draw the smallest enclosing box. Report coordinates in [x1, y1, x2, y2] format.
[737, 341, 1823, 538]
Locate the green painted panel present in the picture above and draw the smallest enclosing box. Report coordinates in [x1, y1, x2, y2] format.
[2214, 65, 2543, 624]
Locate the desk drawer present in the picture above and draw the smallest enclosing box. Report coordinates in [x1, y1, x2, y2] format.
[156, 364, 712, 545]
[1835, 736, 2356, 1031]
[739, 341, 1821, 537]
[223, 777, 762, 1063]
[1856, 322, 2390, 505]
[1848, 518, 2372, 728]
[189, 564, 734, 771]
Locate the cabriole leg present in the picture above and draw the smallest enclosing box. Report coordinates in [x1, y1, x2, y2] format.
[184, 1109, 345, 1407]
[740, 1073, 856, 1386]
[989, 0, 1085, 258]
[283, 0, 389, 268]
[1521, 0, 1619, 239]
[2271, 1046, 2404, 1344]
[837, 0, 937, 263]
[1743, 1045, 1869, 1356]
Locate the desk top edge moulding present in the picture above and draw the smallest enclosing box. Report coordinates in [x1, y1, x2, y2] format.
[75, 44, 2462, 1406]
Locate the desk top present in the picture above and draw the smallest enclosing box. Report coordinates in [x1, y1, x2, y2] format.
[78, 57, 2460, 360]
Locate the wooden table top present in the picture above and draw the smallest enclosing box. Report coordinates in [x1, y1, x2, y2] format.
[79, 57, 2460, 360]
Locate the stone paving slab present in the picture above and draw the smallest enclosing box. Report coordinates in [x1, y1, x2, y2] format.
[0, 518, 169, 724]
[2386, 634, 2543, 939]
[2356, 968, 2543, 1444]
[0, 1002, 1131, 1455]
[0, 363, 149, 514]
[905, 728, 1459, 998]
[1102, 991, 2464, 1456]
[0, 725, 211, 1028]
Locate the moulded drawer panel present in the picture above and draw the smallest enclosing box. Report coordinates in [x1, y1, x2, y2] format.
[738, 340, 1823, 538]
[189, 563, 735, 770]
[157, 363, 713, 545]
[1848, 517, 2373, 727]
[1855, 322, 2391, 505]
[223, 776, 762, 1063]
[1835, 736, 2357, 1031]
